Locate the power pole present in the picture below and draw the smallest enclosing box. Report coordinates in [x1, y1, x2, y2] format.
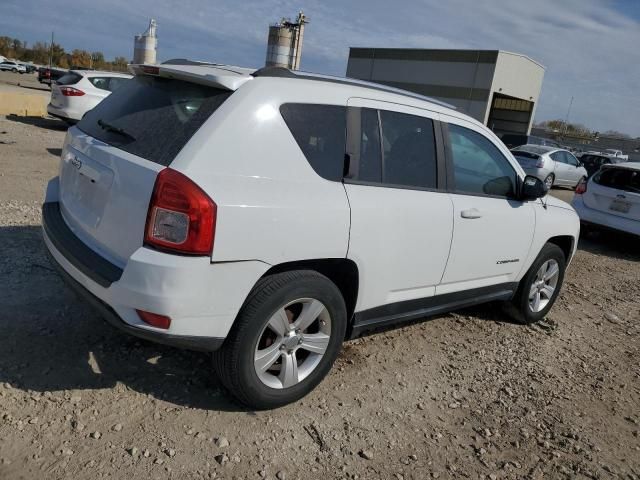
[48, 31, 54, 69]
[563, 96, 574, 138]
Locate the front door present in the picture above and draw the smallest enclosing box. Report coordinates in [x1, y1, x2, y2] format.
[437, 118, 535, 294]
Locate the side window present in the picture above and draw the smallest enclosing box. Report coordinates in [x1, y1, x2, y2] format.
[448, 124, 517, 197]
[565, 152, 578, 166]
[379, 110, 437, 189]
[89, 77, 110, 91]
[550, 152, 564, 163]
[353, 108, 382, 182]
[280, 104, 346, 182]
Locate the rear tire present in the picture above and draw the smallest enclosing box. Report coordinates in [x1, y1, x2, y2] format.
[505, 243, 566, 324]
[213, 270, 347, 409]
[544, 174, 555, 190]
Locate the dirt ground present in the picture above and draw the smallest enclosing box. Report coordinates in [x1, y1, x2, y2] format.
[0, 113, 638, 480]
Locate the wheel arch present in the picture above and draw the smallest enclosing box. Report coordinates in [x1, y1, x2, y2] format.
[546, 235, 575, 262]
[259, 258, 360, 334]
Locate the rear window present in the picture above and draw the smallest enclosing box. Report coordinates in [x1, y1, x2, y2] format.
[513, 151, 540, 160]
[77, 75, 232, 166]
[280, 104, 346, 181]
[56, 72, 82, 85]
[594, 168, 640, 194]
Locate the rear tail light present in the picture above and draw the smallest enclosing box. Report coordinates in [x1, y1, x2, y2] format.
[136, 310, 171, 329]
[575, 179, 588, 195]
[535, 158, 545, 168]
[142, 65, 160, 75]
[144, 168, 217, 255]
[60, 86, 85, 96]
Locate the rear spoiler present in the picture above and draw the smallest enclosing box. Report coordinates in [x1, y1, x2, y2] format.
[128, 63, 253, 91]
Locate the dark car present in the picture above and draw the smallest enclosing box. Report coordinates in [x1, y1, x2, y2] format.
[501, 134, 561, 149]
[579, 154, 621, 177]
[37, 67, 68, 85]
[20, 63, 37, 73]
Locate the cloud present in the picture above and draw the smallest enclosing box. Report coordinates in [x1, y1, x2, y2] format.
[0, 0, 638, 135]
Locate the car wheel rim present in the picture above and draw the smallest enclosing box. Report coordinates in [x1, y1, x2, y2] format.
[254, 298, 331, 389]
[545, 175, 553, 189]
[528, 259, 560, 313]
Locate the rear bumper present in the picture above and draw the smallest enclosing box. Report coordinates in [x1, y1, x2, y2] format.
[42, 196, 270, 351]
[572, 195, 640, 237]
[47, 103, 80, 122]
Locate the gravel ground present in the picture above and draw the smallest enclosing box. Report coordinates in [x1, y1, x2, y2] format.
[0, 114, 639, 480]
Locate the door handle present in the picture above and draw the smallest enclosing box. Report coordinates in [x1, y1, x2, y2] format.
[460, 208, 482, 219]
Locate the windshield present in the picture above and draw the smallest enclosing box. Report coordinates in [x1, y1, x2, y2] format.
[77, 75, 232, 166]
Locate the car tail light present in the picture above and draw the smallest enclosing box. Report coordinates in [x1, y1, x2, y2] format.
[60, 86, 85, 96]
[535, 158, 545, 168]
[575, 179, 588, 195]
[142, 65, 159, 75]
[136, 310, 171, 329]
[144, 168, 217, 255]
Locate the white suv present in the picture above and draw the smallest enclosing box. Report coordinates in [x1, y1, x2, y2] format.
[42, 61, 579, 409]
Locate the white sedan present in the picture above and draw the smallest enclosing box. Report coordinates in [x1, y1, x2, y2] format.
[47, 70, 132, 124]
[572, 163, 640, 237]
[0, 61, 27, 73]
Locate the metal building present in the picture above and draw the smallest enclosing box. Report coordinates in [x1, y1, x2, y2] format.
[133, 19, 158, 64]
[265, 12, 308, 70]
[346, 48, 545, 137]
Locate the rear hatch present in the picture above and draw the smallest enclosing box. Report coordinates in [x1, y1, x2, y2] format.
[58, 67, 242, 267]
[583, 166, 640, 221]
[512, 151, 542, 169]
[50, 71, 83, 109]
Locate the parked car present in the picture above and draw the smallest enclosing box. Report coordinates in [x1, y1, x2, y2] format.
[579, 153, 622, 177]
[37, 67, 68, 85]
[0, 61, 27, 73]
[20, 63, 37, 73]
[604, 149, 628, 161]
[501, 134, 560, 149]
[42, 62, 579, 409]
[512, 145, 588, 190]
[572, 163, 640, 237]
[47, 70, 133, 123]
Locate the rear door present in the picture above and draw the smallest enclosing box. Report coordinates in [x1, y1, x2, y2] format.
[438, 117, 535, 292]
[583, 167, 640, 221]
[344, 98, 453, 312]
[59, 74, 234, 266]
[550, 151, 571, 185]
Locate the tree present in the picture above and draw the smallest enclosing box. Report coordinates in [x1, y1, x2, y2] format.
[112, 56, 129, 71]
[70, 49, 91, 68]
[91, 51, 105, 69]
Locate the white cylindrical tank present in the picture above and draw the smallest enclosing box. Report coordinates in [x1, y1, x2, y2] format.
[133, 19, 157, 64]
[265, 25, 295, 68]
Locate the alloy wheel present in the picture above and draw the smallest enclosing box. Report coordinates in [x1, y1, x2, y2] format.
[254, 298, 331, 389]
[528, 259, 560, 313]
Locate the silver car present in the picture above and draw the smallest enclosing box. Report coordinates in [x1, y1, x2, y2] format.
[512, 145, 588, 190]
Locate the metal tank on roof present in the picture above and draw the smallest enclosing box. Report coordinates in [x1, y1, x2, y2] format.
[265, 11, 308, 70]
[133, 19, 158, 64]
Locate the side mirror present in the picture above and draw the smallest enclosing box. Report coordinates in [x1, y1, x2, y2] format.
[520, 175, 547, 200]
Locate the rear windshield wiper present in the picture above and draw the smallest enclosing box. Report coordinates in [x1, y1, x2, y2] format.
[97, 119, 136, 141]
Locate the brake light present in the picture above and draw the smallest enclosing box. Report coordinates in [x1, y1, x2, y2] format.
[60, 86, 85, 96]
[136, 310, 171, 329]
[575, 179, 588, 195]
[142, 65, 159, 75]
[535, 158, 545, 168]
[144, 168, 216, 255]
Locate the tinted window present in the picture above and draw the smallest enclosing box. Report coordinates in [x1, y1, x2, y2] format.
[594, 168, 640, 194]
[564, 152, 578, 166]
[107, 77, 129, 92]
[78, 75, 232, 166]
[448, 124, 517, 197]
[56, 73, 82, 85]
[550, 151, 564, 163]
[379, 110, 437, 188]
[280, 104, 346, 181]
[89, 77, 110, 91]
[350, 108, 382, 182]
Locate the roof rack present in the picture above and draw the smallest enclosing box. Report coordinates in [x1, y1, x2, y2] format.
[252, 66, 455, 109]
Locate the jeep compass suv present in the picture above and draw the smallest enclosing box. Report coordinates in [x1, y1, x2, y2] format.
[42, 60, 579, 409]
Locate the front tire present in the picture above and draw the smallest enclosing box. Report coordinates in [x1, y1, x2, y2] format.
[507, 243, 566, 324]
[213, 270, 347, 409]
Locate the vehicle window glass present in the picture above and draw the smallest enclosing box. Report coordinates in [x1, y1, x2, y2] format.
[280, 104, 346, 182]
[550, 152, 564, 163]
[354, 108, 382, 182]
[448, 124, 517, 197]
[594, 168, 640, 194]
[89, 77, 110, 91]
[78, 75, 232, 166]
[564, 152, 578, 166]
[377, 110, 437, 189]
[56, 73, 82, 86]
[107, 77, 129, 92]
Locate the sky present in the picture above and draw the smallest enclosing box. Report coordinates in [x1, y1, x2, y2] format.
[1, 0, 639, 136]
